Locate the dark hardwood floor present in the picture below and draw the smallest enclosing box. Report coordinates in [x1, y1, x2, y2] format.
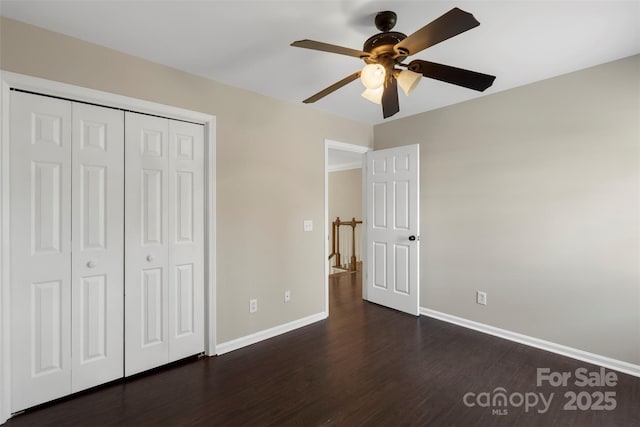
[7, 272, 640, 426]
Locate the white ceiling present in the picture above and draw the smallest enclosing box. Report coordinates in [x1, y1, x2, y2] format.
[1, 1, 638, 125]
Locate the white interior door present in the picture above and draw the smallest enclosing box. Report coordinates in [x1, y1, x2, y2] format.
[10, 91, 72, 411]
[124, 113, 204, 376]
[167, 120, 204, 361]
[365, 144, 420, 316]
[125, 112, 170, 376]
[71, 102, 124, 391]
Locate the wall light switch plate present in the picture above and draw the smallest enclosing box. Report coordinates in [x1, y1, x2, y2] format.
[303, 220, 313, 232]
[477, 291, 487, 306]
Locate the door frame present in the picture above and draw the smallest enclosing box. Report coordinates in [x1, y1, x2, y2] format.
[324, 139, 370, 315]
[0, 71, 217, 423]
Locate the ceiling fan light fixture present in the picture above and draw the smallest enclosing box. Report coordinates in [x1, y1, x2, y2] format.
[291, 8, 497, 119]
[360, 63, 386, 90]
[397, 69, 422, 96]
[361, 87, 383, 104]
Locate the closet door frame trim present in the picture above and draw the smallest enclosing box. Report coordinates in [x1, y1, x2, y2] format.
[0, 71, 217, 424]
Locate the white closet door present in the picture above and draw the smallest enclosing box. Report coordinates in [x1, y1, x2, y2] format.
[168, 120, 204, 361]
[10, 91, 72, 411]
[124, 112, 170, 376]
[71, 103, 124, 391]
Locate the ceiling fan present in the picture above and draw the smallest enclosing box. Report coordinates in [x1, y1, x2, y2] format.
[291, 8, 496, 119]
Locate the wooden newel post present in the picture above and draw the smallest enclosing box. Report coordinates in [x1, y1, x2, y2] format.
[350, 217, 357, 271]
[334, 217, 341, 268]
[330, 216, 362, 273]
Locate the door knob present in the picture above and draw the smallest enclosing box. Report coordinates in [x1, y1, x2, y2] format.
[146, 255, 154, 262]
[86, 261, 96, 268]
[408, 235, 417, 241]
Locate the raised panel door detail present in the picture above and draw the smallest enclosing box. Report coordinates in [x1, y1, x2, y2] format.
[81, 165, 106, 250]
[394, 244, 410, 295]
[142, 169, 163, 245]
[31, 281, 63, 376]
[372, 157, 387, 174]
[373, 242, 387, 290]
[31, 161, 62, 254]
[176, 135, 194, 160]
[372, 182, 387, 229]
[80, 275, 107, 363]
[175, 172, 194, 243]
[32, 113, 62, 147]
[142, 268, 164, 347]
[394, 180, 409, 230]
[394, 154, 410, 172]
[175, 264, 194, 337]
[80, 120, 106, 151]
[142, 130, 163, 157]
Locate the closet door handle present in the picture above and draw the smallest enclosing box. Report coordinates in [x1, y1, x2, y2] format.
[146, 255, 155, 262]
[86, 261, 96, 268]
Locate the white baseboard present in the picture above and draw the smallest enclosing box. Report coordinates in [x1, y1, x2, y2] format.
[420, 307, 640, 378]
[216, 312, 327, 355]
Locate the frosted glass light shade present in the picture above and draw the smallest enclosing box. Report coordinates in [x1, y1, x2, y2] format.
[397, 70, 422, 95]
[360, 64, 386, 90]
[361, 87, 383, 104]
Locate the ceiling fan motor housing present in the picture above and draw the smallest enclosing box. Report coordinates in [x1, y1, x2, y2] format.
[363, 31, 407, 63]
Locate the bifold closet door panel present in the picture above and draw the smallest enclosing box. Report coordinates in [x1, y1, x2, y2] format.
[9, 92, 206, 411]
[124, 112, 170, 376]
[71, 103, 124, 392]
[10, 91, 72, 412]
[168, 120, 204, 361]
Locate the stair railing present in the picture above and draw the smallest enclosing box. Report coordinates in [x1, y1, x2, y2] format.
[328, 217, 362, 272]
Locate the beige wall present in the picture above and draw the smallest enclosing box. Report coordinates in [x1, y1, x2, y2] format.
[0, 17, 373, 343]
[374, 55, 640, 365]
[328, 168, 362, 225]
[328, 168, 363, 266]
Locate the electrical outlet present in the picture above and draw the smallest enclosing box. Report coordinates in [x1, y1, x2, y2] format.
[249, 299, 258, 313]
[284, 290, 291, 302]
[477, 291, 487, 306]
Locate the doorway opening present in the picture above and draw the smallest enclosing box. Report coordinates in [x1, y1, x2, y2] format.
[324, 140, 370, 315]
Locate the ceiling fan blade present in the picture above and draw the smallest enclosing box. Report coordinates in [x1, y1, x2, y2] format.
[394, 8, 480, 57]
[381, 75, 400, 119]
[291, 39, 370, 59]
[303, 71, 361, 104]
[408, 60, 495, 92]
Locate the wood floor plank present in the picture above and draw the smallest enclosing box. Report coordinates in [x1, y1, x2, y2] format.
[6, 271, 639, 426]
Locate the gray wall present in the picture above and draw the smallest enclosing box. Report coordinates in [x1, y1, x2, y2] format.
[0, 17, 373, 344]
[374, 55, 640, 365]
